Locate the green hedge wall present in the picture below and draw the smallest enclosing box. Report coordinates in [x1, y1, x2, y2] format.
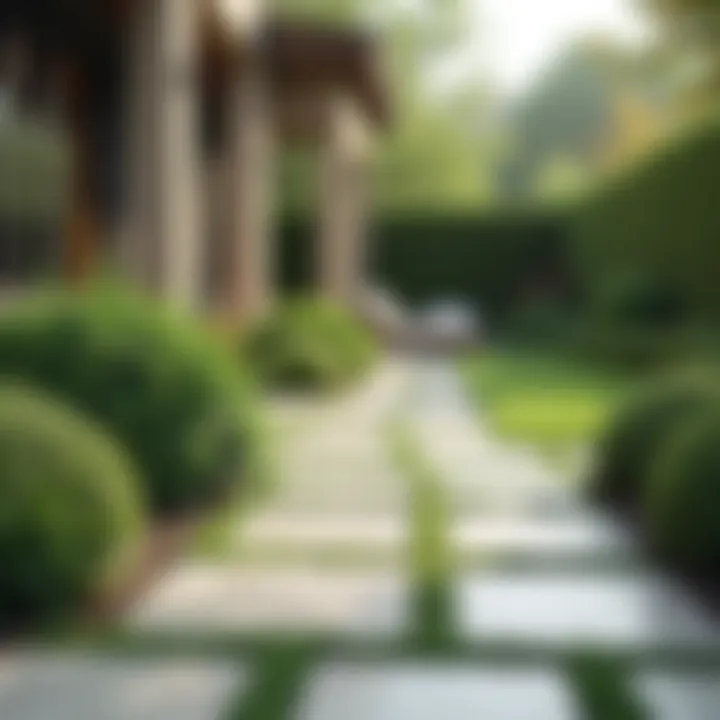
[284, 110, 720, 339]
[572, 112, 720, 320]
[279, 212, 574, 324]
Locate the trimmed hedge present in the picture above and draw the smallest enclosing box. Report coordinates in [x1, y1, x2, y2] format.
[573, 111, 720, 322]
[279, 213, 575, 328]
[573, 324, 690, 371]
[647, 409, 720, 573]
[590, 368, 720, 513]
[243, 297, 376, 391]
[0, 385, 144, 628]
[0, 285, 261, 513]
[594, 272, 686, 329]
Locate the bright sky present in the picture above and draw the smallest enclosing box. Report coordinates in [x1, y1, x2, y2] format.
[467, 0, 655, 97]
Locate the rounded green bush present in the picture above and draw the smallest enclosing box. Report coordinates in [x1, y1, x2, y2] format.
[0, 385, 144, 628]
[590, 368, 720, 513]
[244, 297, 376, 391]
[646, 409, 720, 572]
[0, 285, 261, 513]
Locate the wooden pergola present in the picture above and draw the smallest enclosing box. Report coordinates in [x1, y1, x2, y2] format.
[0, 1, 388, 319]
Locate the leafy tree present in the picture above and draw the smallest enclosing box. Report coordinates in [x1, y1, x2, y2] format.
[534, 155, 591, 206]
[500, 38, 670, 203]
[643, 0, 720, 110]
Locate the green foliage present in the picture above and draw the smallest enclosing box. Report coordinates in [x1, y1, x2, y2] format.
[573, 324, 684, 371]
[646, 407, 720, 572]
[0, 385, 144, 628]
[272, 0, 496, 215]
[465, 350, 626, 454]
[508, 298, 577, 346]
[573, 110, 720, 322]
[570, 113, 720, 366]
[372, 0, 495, 213]
[390, 423, 454, 648]
[595, 271, 686, 329]
[569, 655, 647, 720]
[590, 368, 720, 511]
[269, 0, 361, 24]
[279, 212, 574, 335]
[574, 319, 720, 371]
[374, 91, 497, 213]
[534, 155, 591, 206]
[0, 285, 261, 514]
[243, 297, 376, 392]
[502, 44, 611, 202]
[371, 212, 572, 325]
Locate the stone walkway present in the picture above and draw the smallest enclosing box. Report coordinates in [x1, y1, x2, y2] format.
[3, 358, 720, 719]
[408, 361, 635, 569]
[131, 360, 413, 638]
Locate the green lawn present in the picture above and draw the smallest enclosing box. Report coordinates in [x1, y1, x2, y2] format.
[463, 349, 632, 453]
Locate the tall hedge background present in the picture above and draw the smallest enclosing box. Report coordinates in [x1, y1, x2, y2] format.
[283, 111, 720, 335]
[572, 112, 720, 321]
[280, 212, 574, 325]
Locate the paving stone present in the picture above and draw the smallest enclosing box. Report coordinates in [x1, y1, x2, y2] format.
[634, 669, 720, 720]
[266, 488, 405, 516]
[456, 515, 631, 560]
[240, 515, 406, 553]
[130, 565, 407, 637]
[460, 573, 720, 650]
[258, 359, 409, 523]
[295, 663, 579, 720]
[0, 653, 245, 720]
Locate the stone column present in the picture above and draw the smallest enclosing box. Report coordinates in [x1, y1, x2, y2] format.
[225, 49, 276, 322]
[317, 96, 370, 307]
[123, 0, 203, 308]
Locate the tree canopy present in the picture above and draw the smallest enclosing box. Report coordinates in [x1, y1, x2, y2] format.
[643, 0, 720, 111]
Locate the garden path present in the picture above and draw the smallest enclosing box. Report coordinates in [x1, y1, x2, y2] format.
[2, 358, 720, 719]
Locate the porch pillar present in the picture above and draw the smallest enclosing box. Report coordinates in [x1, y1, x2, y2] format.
[317, 96, 370, 307]
[123, 0, 203, 308]
[225, 48, 276, 322]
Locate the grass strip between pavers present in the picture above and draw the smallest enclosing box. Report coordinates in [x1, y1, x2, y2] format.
[232, 644, 318, 720]
[568, 654, 648, 720]
[389, 419, 457, 650]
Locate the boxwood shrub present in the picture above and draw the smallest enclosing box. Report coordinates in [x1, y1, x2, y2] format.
[589, 368, 720, 514]
[243, 297, 376, 391]
[646, 409, 720, 573]
[0, 385, 144, 628]
[0, 285, 261, 513]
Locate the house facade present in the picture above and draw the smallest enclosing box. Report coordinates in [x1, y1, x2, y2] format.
[0, 0, 387, 321]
